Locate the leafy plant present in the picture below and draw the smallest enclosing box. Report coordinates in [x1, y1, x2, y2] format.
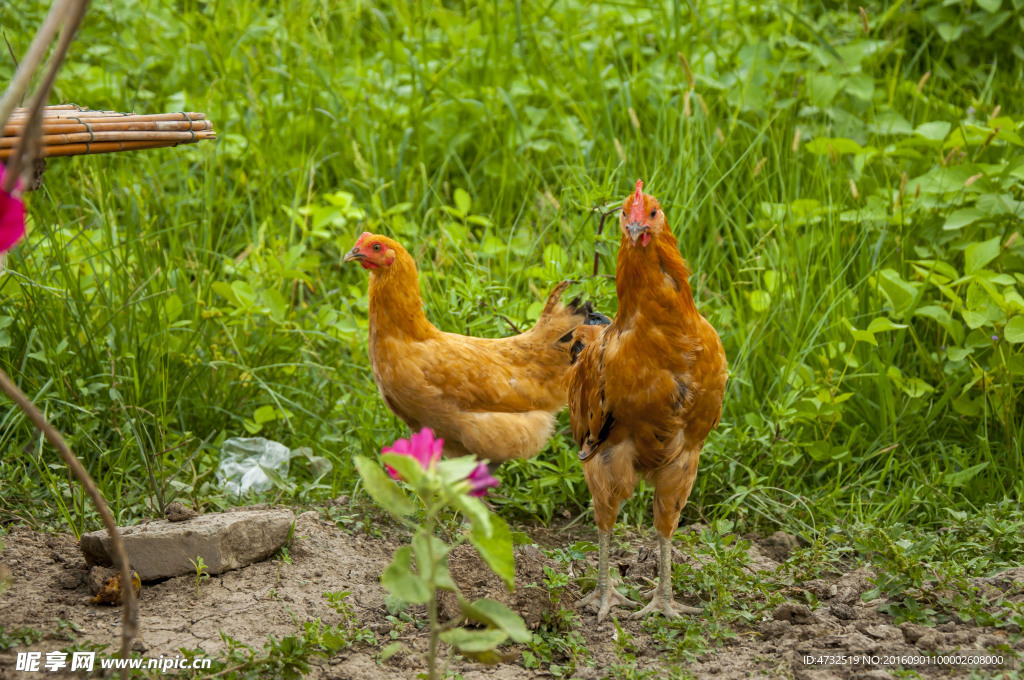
[355, 428, 529, 678]
[189, 556, 210, 597]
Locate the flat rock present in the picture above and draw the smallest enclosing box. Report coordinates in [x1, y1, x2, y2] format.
[79, 508, 294, 581]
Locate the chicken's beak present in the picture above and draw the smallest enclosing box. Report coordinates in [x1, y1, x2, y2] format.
[343, 249, 364, 264]
[627, 222, 650, 246]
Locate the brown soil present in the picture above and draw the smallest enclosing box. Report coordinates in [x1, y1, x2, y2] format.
[1, 510, 1022, 679]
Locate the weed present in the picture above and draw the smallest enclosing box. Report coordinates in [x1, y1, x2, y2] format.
[189, 556, 210, 597]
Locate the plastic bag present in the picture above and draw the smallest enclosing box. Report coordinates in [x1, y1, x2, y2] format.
[217, 437, 330, 497]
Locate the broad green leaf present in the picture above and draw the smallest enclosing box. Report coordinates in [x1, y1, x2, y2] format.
[436, 456, 480, 487]
[440, 628, 508, 653]
[230, 280, 256, 307]
[946, 346, 972, 361]
[463, 599, 531, 643]
[943, 208, 986, 231]
[412, 529, 451, 574]
[963, 310, 989, 329]
[886, 366, 934, 398]
[451, 493, 493, 538]
[915, 305, 964, 344]
[382, 547, 432, 604]
[805, 137, 864, 156]
[354, 455, 416, 516]
[806, 441, 850, 462]
[469, 513, 515, 589]
[867, 317, 908, 333]
[211, 281, 239, 306]
[915, 121, 951, 142]
[964, 236, 1002, 275]
[253, 405, 277, 424]
[261, 289, 287, 322]
[876, 269, 919, 317]
[165, 294, 183, 322]
[808, 72, 841, 108]
[379, 642, 403, 662]
[849, 326, 877, 346]
[748, 290, 771, 312]
[943, 462, 990, 488]
[843, 74, 874, 101]
[453, 188, 471, 216]
[1005, 316, 1024, 343]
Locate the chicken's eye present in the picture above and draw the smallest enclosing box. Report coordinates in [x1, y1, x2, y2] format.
[650, 209, 657, 219]
[372, 243, 382, 252]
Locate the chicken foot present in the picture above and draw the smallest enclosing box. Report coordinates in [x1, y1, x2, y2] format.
[632, 535, 678, 619]
[579, 531, 638, 621]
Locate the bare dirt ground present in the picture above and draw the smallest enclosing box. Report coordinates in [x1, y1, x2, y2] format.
[1, 507, 1022, 679]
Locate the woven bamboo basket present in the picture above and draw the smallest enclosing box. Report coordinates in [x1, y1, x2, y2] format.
[1, 103, 216, 160]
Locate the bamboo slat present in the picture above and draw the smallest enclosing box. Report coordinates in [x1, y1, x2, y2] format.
[2, 104, 216, 160]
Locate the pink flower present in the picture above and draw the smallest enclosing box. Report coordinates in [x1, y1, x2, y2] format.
[0, 167, 26, 253]
[383, 427, 444, 480]
[466, 462, 499, 497]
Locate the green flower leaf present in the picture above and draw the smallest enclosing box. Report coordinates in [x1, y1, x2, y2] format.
[354, 455, 416, 517]
[382, 546, 431, 604]
[469, 513, 515, 589]
[381, 453, 428, 489]
[412, 529, 451, 577]
[451, 493, 493, 538]
[439, 628, 508, 653]
[463, 598, 531, 643]
[436, 456, 479, 487]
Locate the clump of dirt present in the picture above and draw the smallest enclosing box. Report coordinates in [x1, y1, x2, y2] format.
[1, 514, 1022, 680]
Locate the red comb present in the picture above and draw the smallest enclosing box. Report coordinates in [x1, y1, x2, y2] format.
[354, 231, 373, 246]
[629, 179, 645, 223]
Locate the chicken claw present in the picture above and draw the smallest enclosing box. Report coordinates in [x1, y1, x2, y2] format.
[579, 577, 638, 622]
[581, 531, 639, 621]
[632, 592, 679, 619]
[632, 535, 678, 619]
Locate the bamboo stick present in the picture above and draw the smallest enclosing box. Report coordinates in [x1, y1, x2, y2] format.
[0, 139, 210, 159]
[3, 120, 213, 136]
[7, 111, 208, 122]
[1, 130, 216, 148]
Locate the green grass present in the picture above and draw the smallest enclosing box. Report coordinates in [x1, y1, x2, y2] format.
[1, 0, 1023, 542]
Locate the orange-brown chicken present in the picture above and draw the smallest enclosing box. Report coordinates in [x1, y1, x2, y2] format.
[344, 232, 608, 463]
[565, 181, 727, 621]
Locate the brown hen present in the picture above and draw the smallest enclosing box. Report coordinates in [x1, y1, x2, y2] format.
[565, 181, 727, 621]
[345, 232, 608, 463]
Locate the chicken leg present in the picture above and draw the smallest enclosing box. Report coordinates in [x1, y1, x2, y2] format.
[632, 535, 677, 618]
[632, 461, 696, 619]
[579, 531, 638, 621]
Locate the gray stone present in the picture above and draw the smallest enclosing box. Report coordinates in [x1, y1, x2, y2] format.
[79, 508, 294, 581]
[761, 531, 800, 562]
[772, 602, 816, 624]
[829, 603, 858, 620]
[164, 502, 199, 522]
[88, 566, 116, 595]
[915, 630, 942, 650]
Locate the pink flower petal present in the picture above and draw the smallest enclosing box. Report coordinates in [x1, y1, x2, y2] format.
[466, 462, 499, 497]
[0, 168, 25, 253]
[385, 464, 401, 481]
[382, 428, 445, 472]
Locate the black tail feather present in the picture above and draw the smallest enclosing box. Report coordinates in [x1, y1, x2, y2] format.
[565, 294, 611, 328]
